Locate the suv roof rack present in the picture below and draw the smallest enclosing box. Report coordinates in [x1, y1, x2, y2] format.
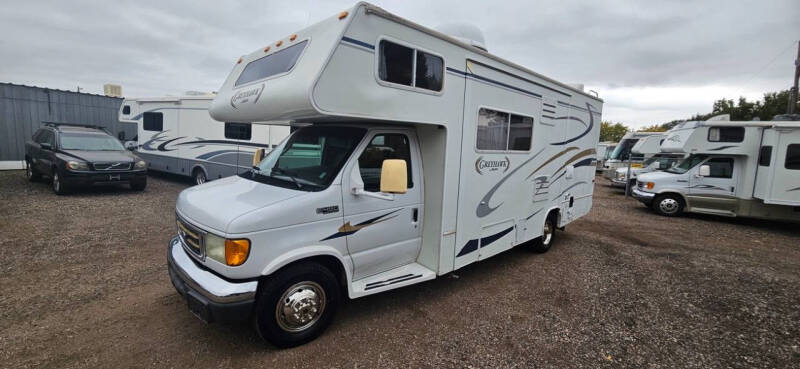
[42, 122, 112, 135]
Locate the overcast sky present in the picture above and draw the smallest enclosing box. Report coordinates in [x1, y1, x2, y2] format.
[1, 0, 798, 128]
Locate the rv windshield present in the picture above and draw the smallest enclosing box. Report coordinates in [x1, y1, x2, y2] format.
[666, 154, 708, 174]
[59, 133, 125, 151]
[241, 126, 366, 191]
[608, 139, 638, 161]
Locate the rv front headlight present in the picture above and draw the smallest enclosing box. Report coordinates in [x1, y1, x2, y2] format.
[204, 233, 250, 266]
[134, 160, 146, 169]
[66, 160, 89, 171]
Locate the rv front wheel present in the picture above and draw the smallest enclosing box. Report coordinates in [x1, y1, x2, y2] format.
[653, 194, 683, 217]
[192, 169, 206, 185]
[254, 262, 340, 348]
[528, 215, 556, 253]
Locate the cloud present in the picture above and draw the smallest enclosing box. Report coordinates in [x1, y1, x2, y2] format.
[1, 0, 797, 127]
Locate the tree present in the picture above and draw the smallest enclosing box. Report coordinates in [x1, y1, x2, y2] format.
[639, 123, 669, 132]
[600, 121, 629, 142]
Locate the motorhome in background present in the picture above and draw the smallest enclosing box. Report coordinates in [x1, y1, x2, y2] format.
[166, 2, 603, 347]
[633, 118, 800, 221]
[119, 95, 289, 184]
[596, 141, 616, 172]
[602, 131, 664, 179]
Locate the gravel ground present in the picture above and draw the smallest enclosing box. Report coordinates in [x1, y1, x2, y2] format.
[1, 171, 799, 368]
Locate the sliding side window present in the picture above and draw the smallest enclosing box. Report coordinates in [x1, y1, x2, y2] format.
[224, 122, 252, 140]
[786, 144, 800, 170]
[378, 40, 443, 92]
[143, 112, 163, 131]
[708, 127, 744, 142]
[477, 108, 533, 151]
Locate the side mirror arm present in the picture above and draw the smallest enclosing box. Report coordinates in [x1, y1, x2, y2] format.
[350, 163, 395, 201]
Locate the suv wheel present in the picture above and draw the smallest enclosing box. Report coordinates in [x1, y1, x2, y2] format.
[26, 160, 41, 182]
[52, 170, 69, 195]
[528, 214, 557, 253]
[254, 262, 340, 348]
[652, 194, 684, 217]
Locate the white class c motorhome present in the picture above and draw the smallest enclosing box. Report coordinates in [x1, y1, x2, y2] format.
[166, 2, 603, 347]
[609, 132, 685, 188]
[595, 141, 616, 172]
[119, 95, 289, 184]
[633, 118, 800, 220]
[602, 131, 664, 179]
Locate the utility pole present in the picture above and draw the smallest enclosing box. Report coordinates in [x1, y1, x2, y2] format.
[790, 40, 799, 115]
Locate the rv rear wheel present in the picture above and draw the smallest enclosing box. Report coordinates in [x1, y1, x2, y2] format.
[529, 215, 556, 253]
[192, 169, 206, 185]
[652, 194, 683, 217]
[254, 262, 340, 348]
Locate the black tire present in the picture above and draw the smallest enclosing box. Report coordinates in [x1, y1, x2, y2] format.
[193, 168, 207, 186]
[528, 213, 557, 253]
[25, 160, 41, 182]
[130, 178, 147, 191]
[52, 169, 69, 195]
[652, 194, 684, 217]
[254, 262, 340, 348]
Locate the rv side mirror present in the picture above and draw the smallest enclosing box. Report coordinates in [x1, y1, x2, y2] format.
[124, 141, 137, 151]
[252, 148, 265, 166]
[698, 164, 711, 177]
[380, 159, 407, 194]
[350, 162, 396, 201]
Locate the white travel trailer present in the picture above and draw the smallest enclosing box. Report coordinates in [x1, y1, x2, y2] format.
[633, 119, 800, 221]
[119, 95, 289, 184]
[601, 131, 664, 179]
[166, 2, 602, 347]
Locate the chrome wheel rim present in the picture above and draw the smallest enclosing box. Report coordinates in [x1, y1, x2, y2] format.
[275, 281, 326, 333]
[195, 172, 206, 185]
[542, 220, 553, 246]
[659, 198, 679, 214]
[53, 173, 60, 192]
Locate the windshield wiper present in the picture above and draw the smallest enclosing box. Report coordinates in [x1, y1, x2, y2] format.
[271, 167, 303, 189]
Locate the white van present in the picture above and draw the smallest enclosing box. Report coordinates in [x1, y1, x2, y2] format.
[119, 95, 289, 184]
[633, 120, 800, 221]
[166, 2, 602, 347]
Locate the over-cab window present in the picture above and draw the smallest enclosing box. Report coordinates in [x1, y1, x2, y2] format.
[476, 108, 533, 151]
[143, 112, 163, 131]
[224, 122, 252, 140]
[358, 134, 413, 192]
[758, 146, 772, 166]
[235, 40, 308, 87]
[786, 144, 800, 170]
[122, 105, 130, 115]
[378, 40, 443, 92]
[708, 127, 744, 142]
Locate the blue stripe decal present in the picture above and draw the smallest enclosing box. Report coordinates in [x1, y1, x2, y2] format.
[196, 150, 239, 160]
[550, 103, 597, 145]
[573, 158, 595, 168]
[341, 37, 375, 50]
[456, 226, 515, 257]
[448, 66, 543, 98]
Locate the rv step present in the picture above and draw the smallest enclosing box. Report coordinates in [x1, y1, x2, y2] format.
[351, 263, 436, 298]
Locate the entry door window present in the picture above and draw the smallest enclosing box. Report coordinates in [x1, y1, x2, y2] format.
[358, 134, 413, 192]
[706, 158, 734, 178]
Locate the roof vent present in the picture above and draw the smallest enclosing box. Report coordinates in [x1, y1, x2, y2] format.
[436, 23, 487, 51]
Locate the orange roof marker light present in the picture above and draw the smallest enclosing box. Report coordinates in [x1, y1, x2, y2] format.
[290, 34, 297, 41]
[263, 46, 270, 52]
[338, 11, 348, 20]
[276, 40, 283, 47]
[237, 57, 243, 64]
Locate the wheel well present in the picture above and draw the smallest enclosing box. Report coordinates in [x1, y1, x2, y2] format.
[191, 166, 206, 177]
[546, 208, 561, 227]
[260, 255, 348, 297]
[655, 192, 686, 205]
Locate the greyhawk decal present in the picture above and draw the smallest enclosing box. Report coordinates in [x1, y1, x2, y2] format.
[476, 147, 546, 218]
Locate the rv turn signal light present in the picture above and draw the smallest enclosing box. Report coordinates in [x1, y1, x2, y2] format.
[276, 40, 283, 47]
[225, 239, 250, 266]
[338, 11, 348, 20]
[290, 34, 297, 41]
[263, 46, 270, 52]
[237, 57, 243, 64]
[645, 182, 654, 190]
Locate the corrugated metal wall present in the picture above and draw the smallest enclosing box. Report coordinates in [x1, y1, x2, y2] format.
[0, 83, 136, 162]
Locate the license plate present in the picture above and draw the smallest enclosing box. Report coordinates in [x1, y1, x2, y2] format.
[108, 174, 121, 180]
[631, 163, 643, 168]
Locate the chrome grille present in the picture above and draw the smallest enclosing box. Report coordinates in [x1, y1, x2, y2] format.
[637, 181, 644, 189]
[93, 162, 132, 171]
[177, 216, 204, 257]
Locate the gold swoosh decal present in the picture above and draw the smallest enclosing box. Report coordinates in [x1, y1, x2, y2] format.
[526, 146, 578, 179]
[338, 215, 399, 233]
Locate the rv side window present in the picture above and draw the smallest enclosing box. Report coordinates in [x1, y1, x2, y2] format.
[476, 108, 533, 151]
[378, 40, 444, 92]
[378, 41, 414, 86]
[235, 40, 308, 87]
[143, 112, 163, 131]
[225, 122, 252, 141]
[122, 105, 131, 115]
[786, 144, 800, 170]
[708, 127, 744, 142]
[758, 146, 772, 166]
[706, 158, 734, 178]
[358, 134, 413, 192]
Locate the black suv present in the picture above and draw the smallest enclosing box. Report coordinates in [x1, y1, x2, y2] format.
[25, 124, 147, 194]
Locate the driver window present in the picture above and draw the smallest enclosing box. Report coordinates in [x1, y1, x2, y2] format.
[358, 134, 413, 192]
[706, 157, 734, 178]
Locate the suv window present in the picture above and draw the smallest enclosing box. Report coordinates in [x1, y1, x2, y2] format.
[225, 122, 252, 140]
[378, 40, 443, 92]
[706, 158, 734, 178]
[143, 112, 163, 131]
[758, 146, 772, 166]
[786, 144, 800, 170]
[708, 127, 744, 142]
[358, 134, 413, 192]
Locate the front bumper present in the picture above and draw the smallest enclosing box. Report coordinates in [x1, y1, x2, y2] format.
[609, 177, 629, 188]
[632, 187, 656, 205]
[167, 237, 257, 323]
[62, 170, 146, 186]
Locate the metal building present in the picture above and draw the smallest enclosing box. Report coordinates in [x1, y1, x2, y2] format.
[0, 83, 136, 169]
